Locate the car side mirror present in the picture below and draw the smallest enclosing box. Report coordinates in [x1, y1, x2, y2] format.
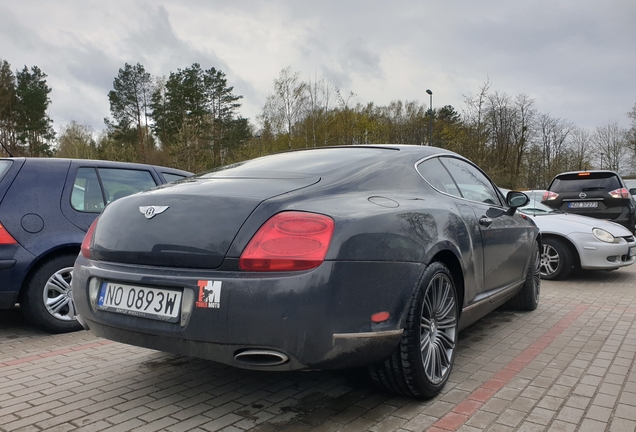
[630, 188, 636, 195]
[506, 191, 530, 215]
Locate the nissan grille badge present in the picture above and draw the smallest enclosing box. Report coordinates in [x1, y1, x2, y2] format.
[139, 206, 169, 219]
[579, 192, 587, 199]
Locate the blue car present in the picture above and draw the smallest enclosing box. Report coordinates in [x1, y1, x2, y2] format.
[0, 157, 191, 333]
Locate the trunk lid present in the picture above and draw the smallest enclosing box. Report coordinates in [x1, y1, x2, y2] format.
[91, 177, 319, 268]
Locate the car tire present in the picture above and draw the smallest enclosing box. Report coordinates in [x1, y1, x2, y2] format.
[19, 254, 83, 333]
[540, 238, 573, 280]
[368, 261, 458, 398]
[507, 241, 540, 311]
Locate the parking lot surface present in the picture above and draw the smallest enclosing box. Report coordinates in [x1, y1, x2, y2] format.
[1, 266, 635, 432]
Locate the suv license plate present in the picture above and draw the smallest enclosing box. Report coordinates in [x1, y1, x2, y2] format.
[630, 247, 636, 258]
[568, 202, 598, 208]
[97, 281, 182, 322]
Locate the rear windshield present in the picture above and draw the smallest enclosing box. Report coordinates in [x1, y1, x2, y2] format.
[551, 173, 621, 192]
[201, 148, 392, 178]
[0, 160, 12, 182]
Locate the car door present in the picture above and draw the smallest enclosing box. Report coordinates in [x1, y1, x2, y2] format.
[416, 156, 487, 307]
[439, 156, 529, 302]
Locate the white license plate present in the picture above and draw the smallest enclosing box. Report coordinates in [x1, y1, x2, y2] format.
[568, 202, 598, 208]
[97, 281, 182, 322]
[630, 247, 636, 258]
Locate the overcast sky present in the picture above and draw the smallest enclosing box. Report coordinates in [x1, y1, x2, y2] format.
[1, 0, 634, 136]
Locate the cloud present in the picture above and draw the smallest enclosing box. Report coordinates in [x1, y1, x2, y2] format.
[1, 0, 634, 133]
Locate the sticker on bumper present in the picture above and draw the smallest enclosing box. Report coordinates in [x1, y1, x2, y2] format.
[196, 280, 222, 308]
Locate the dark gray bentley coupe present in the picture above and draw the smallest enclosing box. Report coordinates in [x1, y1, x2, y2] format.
[72, 145, 540, 398]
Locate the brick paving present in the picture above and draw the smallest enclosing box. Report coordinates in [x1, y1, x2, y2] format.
[1, 265, 635, 431]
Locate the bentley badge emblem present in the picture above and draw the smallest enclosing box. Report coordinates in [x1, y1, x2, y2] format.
[579, 193, 587, 199]
[139, 206, 169, 219]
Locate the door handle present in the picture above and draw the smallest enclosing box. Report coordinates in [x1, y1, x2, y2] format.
[479, 216, 493, 227]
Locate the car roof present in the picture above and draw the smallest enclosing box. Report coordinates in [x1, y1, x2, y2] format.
[1, 157, 192, 176]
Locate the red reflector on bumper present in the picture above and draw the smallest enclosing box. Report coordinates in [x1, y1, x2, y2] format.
[371, 312, 390, 323]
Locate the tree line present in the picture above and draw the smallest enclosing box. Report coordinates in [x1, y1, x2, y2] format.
[258, 69, 636, 189]
[1, 58, 635, 188]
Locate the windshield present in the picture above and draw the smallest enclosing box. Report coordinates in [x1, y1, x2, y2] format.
[518, 198, 558, 216]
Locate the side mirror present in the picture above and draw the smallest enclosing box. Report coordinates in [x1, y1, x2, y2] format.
[630, 188, 636, 195]
[506, 191, 529, 215]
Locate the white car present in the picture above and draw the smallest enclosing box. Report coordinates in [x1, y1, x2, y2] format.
[519, 197, 636, 279]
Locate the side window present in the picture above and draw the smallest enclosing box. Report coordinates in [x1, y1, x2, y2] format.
[162, 172, 187, 183]
[72, 168, 105, 212]
[439, 157, 503, 206]
[417, 158, 461, 197]
[0, 160, 12, 181]
[97, 168, 157, 203]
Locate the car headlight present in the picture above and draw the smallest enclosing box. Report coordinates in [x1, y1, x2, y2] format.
[593, 228, 615, 243]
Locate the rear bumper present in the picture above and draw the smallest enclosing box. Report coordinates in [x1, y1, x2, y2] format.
[80, 319, 404, 371]
[0, 245, 36, 309]
[72, 256, 424, 370]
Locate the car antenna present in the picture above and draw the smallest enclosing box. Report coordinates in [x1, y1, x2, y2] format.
[0, 141, 13, 157]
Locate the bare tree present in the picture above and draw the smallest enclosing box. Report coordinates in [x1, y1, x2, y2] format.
[627, 103, 636, 155]
[461, 80, 491, 166]
[536, 114, 574, 185]
[568, 128, 593, 171]
[56, 121, 97, 159]
[304, 73, 335, 148]
[262, 67, 308, 149]
[594, 120, 629, 173]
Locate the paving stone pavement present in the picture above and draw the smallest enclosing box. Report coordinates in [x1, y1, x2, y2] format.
[1, 265, 635, 432]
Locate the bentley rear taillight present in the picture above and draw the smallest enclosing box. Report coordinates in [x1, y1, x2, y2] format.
[81, 218, 99, 258]
[609, 188, 630, 199]
[0, 222, 17, 244]
[239, 212, 335, 272]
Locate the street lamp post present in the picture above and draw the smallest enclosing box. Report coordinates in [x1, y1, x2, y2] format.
[426, 89, 433, 146]
[600, 152, 604, 170]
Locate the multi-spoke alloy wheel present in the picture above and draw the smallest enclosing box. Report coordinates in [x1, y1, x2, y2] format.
[540, 238, 572, 280]
[20, 254, 83, 333]
[508, 240, 541, 311]
[367, 261, 458, 398]
[43, 266, 76, 321]
[541, 243, 560, 277]
[419, 272, 457, 384]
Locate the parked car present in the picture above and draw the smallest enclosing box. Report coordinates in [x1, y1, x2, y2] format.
[519, 195, 636, 279]
[73, 145, 540, 398]
[0, 157, 192, 333]
[542, 170, 636, 233]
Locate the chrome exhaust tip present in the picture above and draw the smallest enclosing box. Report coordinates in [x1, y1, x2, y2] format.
[234, 349, 289, 367]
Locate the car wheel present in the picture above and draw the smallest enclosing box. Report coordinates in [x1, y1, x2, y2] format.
[368, 261, 458, 398]
[540, 238, 573, 280]
[19, 254, 83, 333]
[507, 241, 540, 311]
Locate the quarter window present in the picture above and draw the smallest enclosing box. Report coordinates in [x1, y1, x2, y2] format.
[98, 168, 156, 202]
[0, 160, 12, 182]
[439, 157, 502, 206]
[417, 158, 461, 197]
[71, 168, 158, 212]
[162, 172, 187, 183]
